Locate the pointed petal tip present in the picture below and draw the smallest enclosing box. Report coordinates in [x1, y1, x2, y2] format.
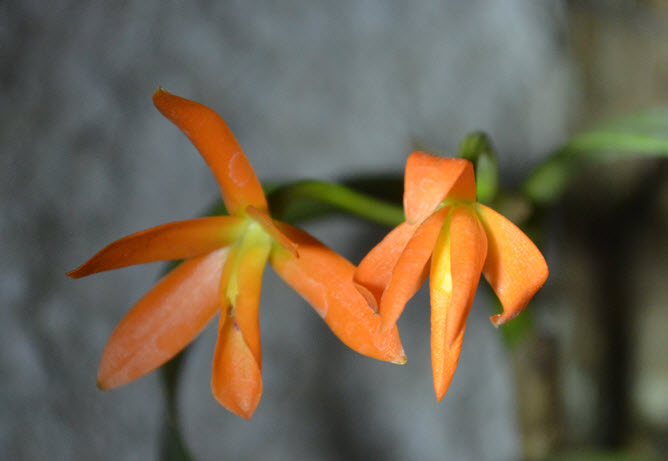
[153, 86, 168, 100]
[393, 352, 408, 365]
[489, 311, 520, 327]
[66, 267, 83, 279]
[96, 374, 112, 391]
[213, 393, 257, 420]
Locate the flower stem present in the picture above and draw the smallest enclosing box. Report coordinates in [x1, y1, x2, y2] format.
[267, 180, 405, 227]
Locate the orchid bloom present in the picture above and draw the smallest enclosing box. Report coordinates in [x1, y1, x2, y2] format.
[354, 151, 548, 400]
[68, 89, 405, 419]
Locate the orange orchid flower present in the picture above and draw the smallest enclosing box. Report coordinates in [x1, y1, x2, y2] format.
[354, 151, 548, 401]
[68, 89, 405, 419]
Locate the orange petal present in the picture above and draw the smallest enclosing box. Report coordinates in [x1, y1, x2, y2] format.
[231, 241, 270, 367]
[270, 223, 406, 364]
[429, 206, 487, 400]
[353, 221, 418, 311]
[67, 216, 245, 278]
[97, 248, 228, 390]
[153, 89, 268, 216]
[211, 311, 262, 420]
[378, 207, 450, 331]
[476, 204, 548, 326]
[245, 205, 298, 257]
[403, 152, 476, 224]
[430, 325, 464, 402]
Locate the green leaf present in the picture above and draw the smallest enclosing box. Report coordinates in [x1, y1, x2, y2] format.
[523, 107, 668, 205]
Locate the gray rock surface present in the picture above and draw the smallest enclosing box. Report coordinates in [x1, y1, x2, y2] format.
[1, 1, 572, 460]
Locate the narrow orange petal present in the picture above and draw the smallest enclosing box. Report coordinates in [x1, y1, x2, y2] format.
[430, 323, 464, 402]
[232, 241, 270, 367]
[442, 207, 487, 346]
[270, 223, 406, 364]
[353, 221, 418, 311]
[67, 217, 245, 278]
[429, 206, 487, 400]
[378, 207, 450, 331]
[404, 152, 476, 224]
[153, 89, 268, 216]
[96, 248, 228, 390]
[476, 204, 548, 326]
[211, 311, 262, 420]
[245, 205, 298, 257]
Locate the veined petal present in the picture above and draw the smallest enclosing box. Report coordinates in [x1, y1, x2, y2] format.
[97, 248, 228, 390]
[353, 221, 418, 311]
[429, 207, 487, 400]
[270, 223, 406, 364]
[476, 204, 548, 326]
[404, 152, 476, 224]
[153, 89, 268, 216]
[379, 207, 450, 331]
[67, 216, 245, 278]
[211, 311, 262, 420]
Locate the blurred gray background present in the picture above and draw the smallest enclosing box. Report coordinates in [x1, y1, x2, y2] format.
[2, 1, 668, 460]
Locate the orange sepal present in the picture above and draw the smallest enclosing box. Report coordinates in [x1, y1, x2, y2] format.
[403, 152, 476, 224]
[96, 248, 228, 390]
[378, 207, 450, 331]
[270, 223, 406, 364]
[353, 221, 418, 311]
[68, 216, 245, 278]
[476, 204, 548, 326]
[153, 89, 268, 216]
[211, 311, 262, 420]
[429, 207, 487, 400]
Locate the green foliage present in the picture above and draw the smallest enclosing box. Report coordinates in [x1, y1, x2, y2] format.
[523, 107, 668, 205]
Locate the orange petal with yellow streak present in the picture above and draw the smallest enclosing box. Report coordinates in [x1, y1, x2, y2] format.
[403, 152, 476, 224]
[429, 207, 487, 400]
[270, 222, 406, 364]
[97, 248, 228, 390]
[353, 221, 418, 311]
[153, 89, 268, 216]
[378, 207, 450, 331]
[67, 216, 245, 278]
[476, 204, 548, 326]
[211, 311, 262, 420]
[231, 241, 270, 367]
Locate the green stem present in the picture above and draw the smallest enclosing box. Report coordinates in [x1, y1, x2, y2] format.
[267, 180, 405, 227]
[159, 353, 194, 461]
